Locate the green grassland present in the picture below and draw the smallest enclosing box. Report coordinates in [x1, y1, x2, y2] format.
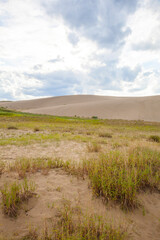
[1, 107, 160, 146]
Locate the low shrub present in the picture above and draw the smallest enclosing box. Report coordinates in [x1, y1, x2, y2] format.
[7, 126, 18, 130]
[99, 132, 112, 138]
[34, 127, 40, 132]
[149, 135, 160, 143]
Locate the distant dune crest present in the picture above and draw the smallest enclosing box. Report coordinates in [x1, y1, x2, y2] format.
[1, 95, 160, 122]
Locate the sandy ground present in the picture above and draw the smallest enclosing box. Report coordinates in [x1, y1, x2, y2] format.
[0, 137, 160, 239]
[0, 170, 127, 239]
[1, 95, 160, 122]
[0, 140, 86, 163]
[0, 171, 160, 240]
[0, 109, 160, 239]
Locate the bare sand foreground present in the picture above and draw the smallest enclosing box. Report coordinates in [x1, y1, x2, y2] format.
[1, 95, 160, 122]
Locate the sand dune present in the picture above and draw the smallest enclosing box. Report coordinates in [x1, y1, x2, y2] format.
[1, 95, 160, 122]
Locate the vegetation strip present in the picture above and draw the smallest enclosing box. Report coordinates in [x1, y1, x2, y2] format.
[7, 146, 160, 210]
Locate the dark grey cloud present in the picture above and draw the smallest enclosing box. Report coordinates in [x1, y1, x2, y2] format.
[42, 0, 138, 49]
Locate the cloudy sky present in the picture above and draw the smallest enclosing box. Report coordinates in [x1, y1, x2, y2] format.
[0, 0, 160, 100]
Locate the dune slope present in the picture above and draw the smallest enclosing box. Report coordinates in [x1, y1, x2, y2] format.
[1, 95, 160, 122]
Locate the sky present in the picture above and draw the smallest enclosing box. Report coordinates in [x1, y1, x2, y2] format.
[0, 0, 160, 100]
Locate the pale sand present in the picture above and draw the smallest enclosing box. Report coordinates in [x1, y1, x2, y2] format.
[1, 95, 160, 122]
[0, 138, 160, 240]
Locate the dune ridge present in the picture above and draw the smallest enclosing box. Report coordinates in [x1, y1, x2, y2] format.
[1, 95, 160, 122]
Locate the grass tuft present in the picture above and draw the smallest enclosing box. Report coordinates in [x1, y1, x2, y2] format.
[9, 157, 63, 178]
[84, 147, 160, 209]
[20, 229, 38, 240]
[0, 179, 35, 217]
[51, 201, 126, 240]
[87, 142, 101, 152]
[0, 161, 5, 176]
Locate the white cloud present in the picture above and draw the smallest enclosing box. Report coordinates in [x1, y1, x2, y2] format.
[0, 0, 102, 74]
[95, 69, 160, 97]
[0, 70, 43, 100]
[0, 0, 160, 100]
[118, 0, 160, 69]
[0, 0, 104, 100]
